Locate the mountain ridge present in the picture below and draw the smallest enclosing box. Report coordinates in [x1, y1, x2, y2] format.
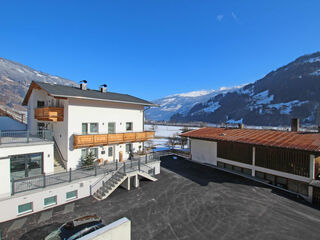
[147, 51, 320, 126]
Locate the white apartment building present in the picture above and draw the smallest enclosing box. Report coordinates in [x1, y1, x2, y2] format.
[0, 81, 159, 222]
[22, 81, 156, 170]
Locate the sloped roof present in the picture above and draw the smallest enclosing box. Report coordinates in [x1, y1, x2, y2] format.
[22, 81, 156, 106]
[181, 127, 320, 153]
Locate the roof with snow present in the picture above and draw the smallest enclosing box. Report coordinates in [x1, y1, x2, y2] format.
[0, 116, 26, 131]
[181, 127, 320, 153]
[23, 81, 156, 106]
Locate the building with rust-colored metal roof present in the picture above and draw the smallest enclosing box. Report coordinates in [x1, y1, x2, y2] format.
[181, 127, 320, 153]
[181, 126, 320, 206]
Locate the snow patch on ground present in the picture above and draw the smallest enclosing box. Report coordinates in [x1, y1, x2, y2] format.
[203, 102, 221, 113]
[310, 70, 320, 76]
[252, 90, 274, 105]
[162, 104, 182, 112]
[305, 57, 320, 63]
[268, 100, 309, 114]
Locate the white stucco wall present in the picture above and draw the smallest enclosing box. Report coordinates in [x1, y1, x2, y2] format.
[67, 98, 145, 169]
[0, 157, 10, 199]
[190, 139, 218, 165]
[0, 142, 54, 198]
[0, 175, 100, 223]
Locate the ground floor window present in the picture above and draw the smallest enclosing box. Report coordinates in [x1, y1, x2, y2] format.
[81, 148, 98, 160]
[66, 190, 78, 200]
[18, 202, 33, 214]
[217, 161, 252, 176]
[10, 153, 43, 179]
[255, 171, 308, 196]
[44, 196, 57, 207]
[108, 147, 113, 157]
[126, 143, 132, 153]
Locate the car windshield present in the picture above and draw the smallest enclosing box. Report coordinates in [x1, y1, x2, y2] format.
[44, 229, 61, 240]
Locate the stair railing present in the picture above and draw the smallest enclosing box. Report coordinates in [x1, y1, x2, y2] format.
[53, 137, 68, 170]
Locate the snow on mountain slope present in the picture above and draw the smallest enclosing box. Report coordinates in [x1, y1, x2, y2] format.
[145, 86, 244, 121]
[0, 57, 77, 111]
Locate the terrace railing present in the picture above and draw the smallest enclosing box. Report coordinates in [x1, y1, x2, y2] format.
[0, 130, 53, 145]
[11, 153, 162, 195]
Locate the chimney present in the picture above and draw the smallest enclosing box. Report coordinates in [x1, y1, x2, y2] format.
[100, 84, 107, 93]
[80, 80, 87, 90]
[291, 118, 300, 132]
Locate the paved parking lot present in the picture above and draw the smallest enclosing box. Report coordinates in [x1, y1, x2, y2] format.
[1, 155, 320, 240]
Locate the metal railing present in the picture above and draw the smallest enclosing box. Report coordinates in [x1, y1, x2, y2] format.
[0, 130, 53, 145]
[53, 137, 67, 170]
[11, 153, 162, 195]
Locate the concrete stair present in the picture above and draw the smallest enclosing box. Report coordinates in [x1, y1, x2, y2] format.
[54, 158, 66, 173]
[94, 172, 127, 200]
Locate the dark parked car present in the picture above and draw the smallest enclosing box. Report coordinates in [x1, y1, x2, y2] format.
[45, 215, 104, 240]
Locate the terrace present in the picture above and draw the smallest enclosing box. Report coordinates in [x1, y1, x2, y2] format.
[0, 130, 53, 147]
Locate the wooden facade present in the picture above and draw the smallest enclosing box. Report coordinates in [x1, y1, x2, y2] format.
[73, 131, 155, 149]
[217, 141, 252, 164]
[255, 146, 310, 177]
[34, 107, 64, 122]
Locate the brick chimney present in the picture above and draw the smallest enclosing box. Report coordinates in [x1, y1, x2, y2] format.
[291, 118, 300, 132]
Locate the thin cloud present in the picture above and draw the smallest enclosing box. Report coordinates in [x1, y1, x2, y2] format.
[231, 12, 239, 22]
[217, 15, 224, 22]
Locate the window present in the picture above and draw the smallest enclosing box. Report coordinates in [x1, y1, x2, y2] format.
[18, 202, 33, 214]
[37, 101, 45, 108]
[90, 123, 98, 133]
[10, 153, 43, 179]
[66, 190, 78, 200]
[126, 144, 132, 153]
[82, 123, 88, 134]
[44, 196, 57, 207]
[108, 147, 113, 157]
[126, 122, 133, 131]
[108, 122, 115, 134]
[81, 149, 88, 160]
[89, 148, 98, 158]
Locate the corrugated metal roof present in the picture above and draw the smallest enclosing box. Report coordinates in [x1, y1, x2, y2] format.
[23, 81, 156, 106]
[181, 127, 320, 153]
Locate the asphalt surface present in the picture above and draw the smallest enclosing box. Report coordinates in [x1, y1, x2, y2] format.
[1, 155, 320, 240]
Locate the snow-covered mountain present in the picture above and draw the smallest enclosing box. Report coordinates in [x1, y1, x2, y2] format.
[0, 57, 76, 111]
[145, 86, 244, 121]
[148, 51, 320, 126]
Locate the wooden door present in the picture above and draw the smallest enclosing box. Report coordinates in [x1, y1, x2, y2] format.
[119, 151, 123, 162]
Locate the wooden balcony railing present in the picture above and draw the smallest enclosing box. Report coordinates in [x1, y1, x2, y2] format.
[73, 131, 155, 149]
[34, 107, 64, 122]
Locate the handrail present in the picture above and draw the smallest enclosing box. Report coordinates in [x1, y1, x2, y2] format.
[53, 137, 67, 170]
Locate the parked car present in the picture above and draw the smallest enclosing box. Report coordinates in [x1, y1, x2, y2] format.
[45, 215, 104, 240]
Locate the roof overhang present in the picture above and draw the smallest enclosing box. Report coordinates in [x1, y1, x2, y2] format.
[22, 81, 158, 107]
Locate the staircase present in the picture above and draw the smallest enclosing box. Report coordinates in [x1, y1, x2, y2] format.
[53, 137, 67, 173]
[94, 171, 127, 200]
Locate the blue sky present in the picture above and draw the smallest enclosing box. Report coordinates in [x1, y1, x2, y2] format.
[1, 1, 319, 100]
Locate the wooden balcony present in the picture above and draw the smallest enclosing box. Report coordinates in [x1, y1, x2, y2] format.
[34, 107, 64, 122]
[73, 131, 155, 149]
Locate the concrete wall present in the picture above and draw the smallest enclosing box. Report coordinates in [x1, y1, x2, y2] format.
[0, 175, 100, 223]
[79, 217, 131, 240]
[0, 142, 54, 198]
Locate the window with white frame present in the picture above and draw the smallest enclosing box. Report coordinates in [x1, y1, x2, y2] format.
[66, 190, 78, 200]
[108, 122, 116, 134]
[18, 202, 33, 214]
[126, 122, 133, 131]
[108, 147, 113, 157]
[126, 143, 132, 153]
[82, 123, 99, 134]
